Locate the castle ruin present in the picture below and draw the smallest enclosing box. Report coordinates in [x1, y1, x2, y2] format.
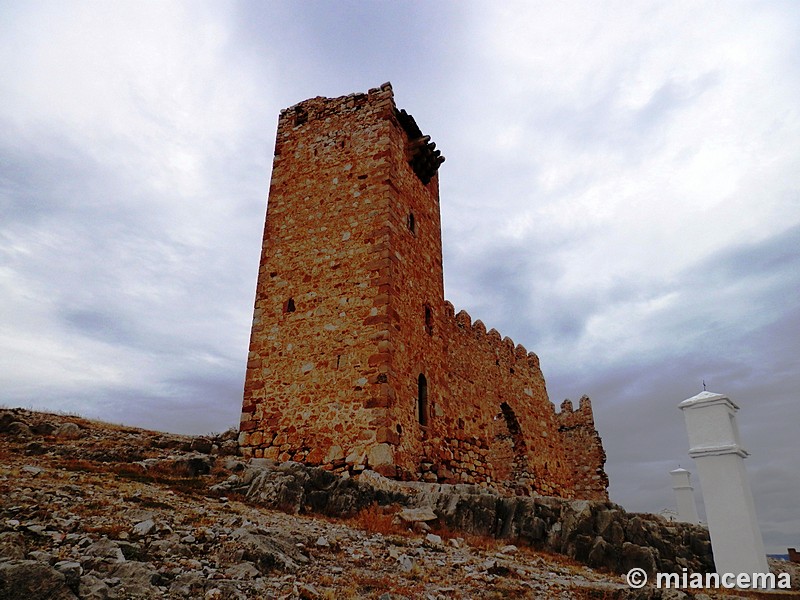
[239, 83, 609, 500]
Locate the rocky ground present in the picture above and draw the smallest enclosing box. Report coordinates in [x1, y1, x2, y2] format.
[0, 408, 797, 600]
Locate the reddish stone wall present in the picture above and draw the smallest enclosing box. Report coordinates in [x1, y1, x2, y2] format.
[239, 85, 399, 466]
[557, 396, 609, 501]
[416, 307, 579, 497]
[239, 83, 609, 501]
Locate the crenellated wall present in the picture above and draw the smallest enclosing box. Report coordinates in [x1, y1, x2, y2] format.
[404, 303, 580, 497]
[239, 83, 608, 501]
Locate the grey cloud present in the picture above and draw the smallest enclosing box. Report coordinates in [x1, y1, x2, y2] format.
[684, 223, 800, 291]
[61, 307, 141, 349]
[0, 127, 105, 224]
[148, 371, 246, 434]
[231, 1, 466, 105]
[632, 72, 720, 132]
[0, 101, 261, 436]
[444, 236, 598, 345]
[62, 371, 245, 436]
[518, 70, 720, 168]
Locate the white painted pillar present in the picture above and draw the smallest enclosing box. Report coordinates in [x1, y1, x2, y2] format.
[670, 467, 700, 524]
[678, 391, 769, 581]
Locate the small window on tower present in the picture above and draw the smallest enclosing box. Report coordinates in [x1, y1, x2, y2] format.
[424, 304, 433, 336]
[417, 374, 429, 426]
[294, 107, 307, 126]
[407, 212, 416, 234]
[284, 298, 296, 313]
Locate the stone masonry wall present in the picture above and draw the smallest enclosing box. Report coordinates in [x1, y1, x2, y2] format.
[240, 83, 609, 501]
[240, 85, 400, 466]
[557, 396, 610, 501]
[410, 305, 580, 498]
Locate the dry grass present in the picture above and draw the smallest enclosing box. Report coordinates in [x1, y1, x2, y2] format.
[429, 519, 502, 551]
[346, 502, 406, 536]
[345, 573, 418, 598]
[346, 501, 542, 558]
[54, 458, 110, 478]
[83, 521, 129, 539]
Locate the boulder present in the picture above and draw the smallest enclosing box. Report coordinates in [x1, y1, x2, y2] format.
[587, 536, 617, 571]
[168, 572, 206, 598]
[54, 423, 82, 440]
[0, 560, 78, 600]
[82, 537, 126, 571]
[397, 507, 437, 524]
[0, 532, 25, 561]
[223, 561, 261, 580]
[229, 526, 309, 573]
[31, 422, 56, 436]
[190, 437, 213, 454]
[53, 561, 82, 595]
[131, 518, 156, 538]
[109, 561, 162, 598]
[78, 574, 110, 600]
[237, 460, 714, 575]
[5, 421, 32, 438]
[621, 541, 659, 576]
[244, 462, 407, 517]
[172, 454, 214, 476]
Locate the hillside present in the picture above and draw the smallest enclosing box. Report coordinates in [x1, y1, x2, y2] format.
[0, 408, 796, 599]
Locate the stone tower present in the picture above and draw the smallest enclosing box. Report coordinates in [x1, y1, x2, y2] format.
[240, 83, 608, 500]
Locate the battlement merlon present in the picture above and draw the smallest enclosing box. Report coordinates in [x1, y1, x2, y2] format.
[558, 395, 596, 424]
[559, 395, 594, 415]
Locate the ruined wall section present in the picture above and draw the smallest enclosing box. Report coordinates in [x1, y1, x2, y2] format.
[556, 396, 609, 500]
[412, 305, 578, 497]
[240, 85, 401, 466]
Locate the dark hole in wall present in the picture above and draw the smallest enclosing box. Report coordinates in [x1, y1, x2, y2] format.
[424, 304, 433, 335]
[418, 373, 428, 426]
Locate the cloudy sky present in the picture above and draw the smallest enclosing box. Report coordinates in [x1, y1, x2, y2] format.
[1, 1, 798, 553]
